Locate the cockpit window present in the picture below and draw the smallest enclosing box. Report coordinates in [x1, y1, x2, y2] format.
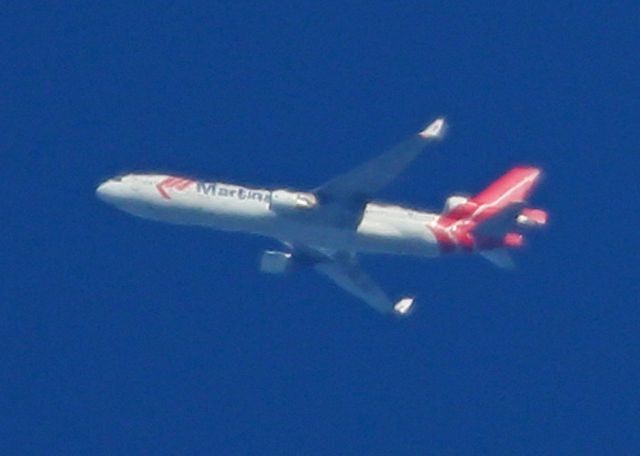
[112, 174, 126, 182]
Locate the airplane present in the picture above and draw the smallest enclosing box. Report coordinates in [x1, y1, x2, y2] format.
[96, 118, 547, 316]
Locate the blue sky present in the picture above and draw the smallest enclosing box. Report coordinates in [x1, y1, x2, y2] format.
[3, 2, 639, 454]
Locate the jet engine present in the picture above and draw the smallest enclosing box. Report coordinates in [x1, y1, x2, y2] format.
[443, 195, 469, 213]
[270, 189, 318, 212]
[260, 250, 294, 274]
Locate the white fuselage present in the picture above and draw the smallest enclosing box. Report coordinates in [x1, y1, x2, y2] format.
[96, 174, 442, 257]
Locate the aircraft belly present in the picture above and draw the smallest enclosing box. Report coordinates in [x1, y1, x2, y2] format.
[353, 218, 439, 256]
[256, 217, 439, 257]
[127, 191, 273, 232]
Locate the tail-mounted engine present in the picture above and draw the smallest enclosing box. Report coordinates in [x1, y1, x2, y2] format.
[270, 190, 318, 212]
[443, 195, 469, 213]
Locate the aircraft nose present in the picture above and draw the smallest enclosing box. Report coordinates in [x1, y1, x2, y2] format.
[96, 180, 119, 204]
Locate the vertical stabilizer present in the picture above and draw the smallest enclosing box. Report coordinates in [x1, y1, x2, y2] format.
[445, 167, 542, 223]
[471, 167, 542, 208]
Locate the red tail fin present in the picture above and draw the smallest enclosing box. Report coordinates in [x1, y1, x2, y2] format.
[472, 166, 541, 207]
[432, 167, 545, 254]
[446, 167, 542, 222]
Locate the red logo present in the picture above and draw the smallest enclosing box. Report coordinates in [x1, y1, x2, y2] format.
[156, 177, 194, 199]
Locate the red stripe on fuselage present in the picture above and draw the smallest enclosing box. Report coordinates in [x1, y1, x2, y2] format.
[176, 179, 194, 190]
[156, 177, 178, 199]
[430, 223, 457, 253]
[430, 216, 475, 253]
[156, 177, 194, 199]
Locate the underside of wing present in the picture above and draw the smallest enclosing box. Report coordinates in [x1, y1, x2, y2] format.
[290, 246, 414, 315]
[314, 118, 445, 204]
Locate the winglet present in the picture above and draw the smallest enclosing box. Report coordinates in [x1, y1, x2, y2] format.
[419, 118, 446, 139]
[394, 297, 415, 315]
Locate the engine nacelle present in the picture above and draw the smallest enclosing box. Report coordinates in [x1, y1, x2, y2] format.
[444, 195, 469, 213]
[270, 189, 318, 212]
[260, 250, 294, 274]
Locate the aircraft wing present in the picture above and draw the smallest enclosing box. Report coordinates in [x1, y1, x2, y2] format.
[293, 246, 413, 315]
[314, 118, 445, 203]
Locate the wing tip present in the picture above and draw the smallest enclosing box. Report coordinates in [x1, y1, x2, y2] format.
[393, 297, 415, 315]
[419, 117, 446, 139]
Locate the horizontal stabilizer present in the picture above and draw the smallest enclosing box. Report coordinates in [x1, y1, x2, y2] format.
[517, 208, 548, 227]
[480, 249, 515, 270]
